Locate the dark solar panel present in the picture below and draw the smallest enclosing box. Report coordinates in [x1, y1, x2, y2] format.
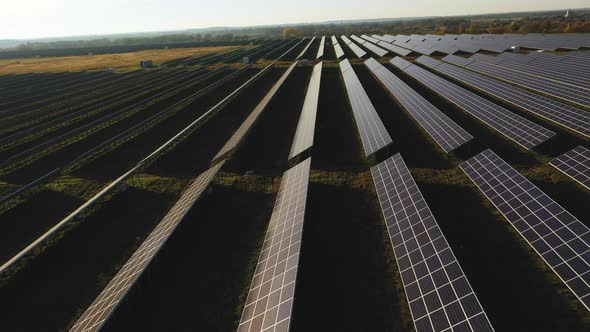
[70, 161, 226, 332]
[372, 154, 494, 332]
[289, 62, 322, 159]
[339, 59, 392, 156]
[550, 146, 590, 190]
[391, 57, 555, 150]
[364, 58, 472, 153]
[422, 56, 590, 138]
[238, 157, 311, 332]
[461, 149, 590, 311]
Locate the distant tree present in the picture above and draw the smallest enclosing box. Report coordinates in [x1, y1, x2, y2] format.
[282, 27, 303, 38]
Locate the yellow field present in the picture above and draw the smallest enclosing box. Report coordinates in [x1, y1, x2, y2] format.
[0, 45, 249, 74]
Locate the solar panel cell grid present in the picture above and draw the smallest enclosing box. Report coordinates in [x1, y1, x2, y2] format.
[391, 57, 556, 150]
[550, 146, 590, 190]
[339, 59, 392, 157]
[461, 149, 590, 311]
[238, 157, 311, 332]
[425, 56, 590, 138]
[70, 161, 226, 332]
[364, 58, 473, 153]
[372, 154, 493, 332]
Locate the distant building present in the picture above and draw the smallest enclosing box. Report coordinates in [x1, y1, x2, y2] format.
[565, 9, 570, 19]
[139, 60, 153, 68]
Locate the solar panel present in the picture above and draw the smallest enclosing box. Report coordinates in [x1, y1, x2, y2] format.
[237, 157, 311, 332]
[339, 59, 392, 157]
[350, 34, 367, 45]
[215, 62, 298, 161]
[372, 154, 494, 332]
[361, 34, 382, 44]
[334, 43, 345, 59]
[362, 41, 389, 57]
[331, 35, 338, 45]
[463, 56, 590, 108]
[296, 36, 316, 60]
[550, 146, 590, 190]
[364, 58, 473, 153]
[345, 39, 367, 58]
[377, 41, 412, 56]
[340, 35, 353, 45]
[461, 149, 590, 311]
[289, 62, 322, 159]
[422, 56, 590, 138]
[391, 57, 556, 150]
[316, 36, 325, 59]
[70, 160, 226, 332]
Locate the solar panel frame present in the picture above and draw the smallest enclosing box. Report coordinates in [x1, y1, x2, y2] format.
[70, 160, 226, 332]
[237, 157, 312, 332]
[550, 146, 590, 190]
[391, 57, 556, 150]
[423, 56, 590, 138]
[289, 62, 322, 160]
[339, 59, 392, 157]
[372, 154, 494, 332]
[461, 149, 590, 311]
[364, 58, 473, 153]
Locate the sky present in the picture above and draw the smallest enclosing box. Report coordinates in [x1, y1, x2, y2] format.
[0, 0, 587, 39]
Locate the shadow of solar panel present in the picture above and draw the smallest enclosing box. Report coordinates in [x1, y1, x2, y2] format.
[289, 62, 322, 160]
[70, 161, 226, 332]
[215, 62, 298, 161]
[296, 37, 315, 60]
[364, 58, 472, 153]
[550, 146, 590, 190]
[238, 157, 311, 332]
[423, 56, 590, 138]
[461, 149, 590, 311]
[339, 59, 392, 157]
[372, 154, 493, 332]
[391, 57, 555, 150]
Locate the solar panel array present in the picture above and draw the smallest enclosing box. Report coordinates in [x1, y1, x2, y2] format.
[418, 56, 590, 138]
[391, 57, 556, 150]
[461, 149, 590, 311]
[214, 62, 298, 161]
[466, 52, 590, 90]
[372, 154, 493, 332]
[375, 33, 590, 55]
[331, 35, 345, 58]
[550, 146, 590, 190]
[340, 35, 367, 58]
[445, 55, 590, 108]
[316, 36, 325, 59]
[339, 59, 393, 157]
[289, 62, 322, 159]
[364, 58, 473, 153]
[238, 157, 311, 332]
[296, 36, 316, 59]
[70, 161, 226, 332]
[376, 40, 412, 56]
[350, 34, 388, 57]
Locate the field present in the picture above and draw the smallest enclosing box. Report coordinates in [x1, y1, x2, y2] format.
[0, 34, 589, 332]
[0, 45, 249, 74]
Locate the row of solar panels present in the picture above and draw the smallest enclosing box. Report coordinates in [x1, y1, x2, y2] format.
[373, 33, 590, 55]
[70, 52, 588, 332]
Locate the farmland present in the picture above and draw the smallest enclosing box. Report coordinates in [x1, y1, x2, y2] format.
[0, 32, 589, 332]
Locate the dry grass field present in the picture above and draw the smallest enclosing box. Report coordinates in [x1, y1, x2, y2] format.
[0, 45, 248, 74]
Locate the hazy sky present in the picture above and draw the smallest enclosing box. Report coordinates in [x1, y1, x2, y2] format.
[0, 0, 586, 39]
